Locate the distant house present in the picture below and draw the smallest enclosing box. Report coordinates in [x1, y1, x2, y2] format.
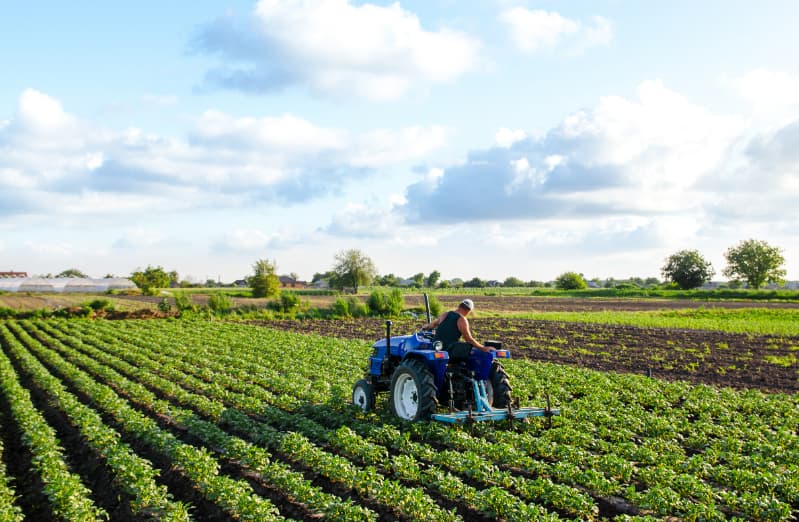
[279, 276, 307, 288]
[0, 271, 27, 278]
[233, 279, 248, 287]
[311, 279, 330, 289]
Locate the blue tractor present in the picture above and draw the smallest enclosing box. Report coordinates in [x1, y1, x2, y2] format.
[352, 296, 558, 424]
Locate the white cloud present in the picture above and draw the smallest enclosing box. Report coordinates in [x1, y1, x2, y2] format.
[24, 240, 73, 257]
[494, 127, 527, 148]
[193, 110, 348, 151]
[213, 228, 280, 252]
[326, 201, 401, 238]
[17, 88, 74, 132]
[499, 8, 612, 54]
[196, 0, 480, 100]
[730, 69, 799, 126]
[403, 79, 750, 223]
[0, 89, 448, 217]
[113, 228, 170, 249]
[351, 126, 448, 167]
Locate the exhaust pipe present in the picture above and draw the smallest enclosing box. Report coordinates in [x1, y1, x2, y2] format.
[423, 293, 431, 324]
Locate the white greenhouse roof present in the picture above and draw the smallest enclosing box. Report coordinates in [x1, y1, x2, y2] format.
[0, 277, 136, 293]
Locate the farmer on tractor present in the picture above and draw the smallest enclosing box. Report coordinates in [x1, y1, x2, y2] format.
[421, 299, 496, 359]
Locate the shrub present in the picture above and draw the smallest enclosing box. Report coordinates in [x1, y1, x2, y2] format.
[86, 299, 113, 311]
[280, 292, 300, 312]
[173, 292, 195, 312]
[427, 294, 442, 317]
[207, 293, 233, 315]
[348, 297, 368, 318]
[366, 288, 404, 317]
[555, 271, 587, 290]
[332, 297, 350, 318]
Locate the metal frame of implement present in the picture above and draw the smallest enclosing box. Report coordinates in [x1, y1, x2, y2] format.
[431, 379, 560, 425]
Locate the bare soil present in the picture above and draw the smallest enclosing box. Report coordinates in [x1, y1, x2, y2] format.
[255, 317, 799, 394]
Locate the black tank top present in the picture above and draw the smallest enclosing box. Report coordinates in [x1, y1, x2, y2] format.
[435, 311, 462, 348]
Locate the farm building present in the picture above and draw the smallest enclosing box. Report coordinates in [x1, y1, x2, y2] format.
[0, 277, 136, 293]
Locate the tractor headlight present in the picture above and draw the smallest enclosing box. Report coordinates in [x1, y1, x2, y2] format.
[433, 340, 443, 351]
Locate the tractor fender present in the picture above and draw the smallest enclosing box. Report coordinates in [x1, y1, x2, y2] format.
[402, 350, 448, 391]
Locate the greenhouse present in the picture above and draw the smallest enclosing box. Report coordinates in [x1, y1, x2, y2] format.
[0, 277, 136, 293]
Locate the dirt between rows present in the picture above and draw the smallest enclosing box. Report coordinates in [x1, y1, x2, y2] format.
[256, 318, 799, 394]
[403, 295, 799, 313]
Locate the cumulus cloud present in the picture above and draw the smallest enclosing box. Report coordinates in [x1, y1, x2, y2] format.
[0, 89, 447, 217]
[402, 80, 747, 223]
[499, 8, 612, 55]
[727, 69, 799, 135]
[193, 0, 480, 100]
[494, 127, 527, 148]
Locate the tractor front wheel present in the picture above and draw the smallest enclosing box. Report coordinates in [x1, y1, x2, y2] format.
[389, 359, 437, 421]
[489, 361, 512, 408]
[352, 379, 374, 412]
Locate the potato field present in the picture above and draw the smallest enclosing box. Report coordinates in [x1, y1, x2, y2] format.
[0, 317, 797, 521]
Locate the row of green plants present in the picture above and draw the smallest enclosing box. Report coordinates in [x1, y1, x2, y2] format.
[22, 320, 379, 521]
[0, 324, 190, 520]
[55, 319, 579, 520]
[0, 328, 105, 520]
[24, 320, 463, 521]
[2, 317, 797, 520]
[49, 319, 799, 520]
[1, 321, 286, 521]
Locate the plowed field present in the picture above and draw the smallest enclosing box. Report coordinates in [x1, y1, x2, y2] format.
[258, 317, 799, 394]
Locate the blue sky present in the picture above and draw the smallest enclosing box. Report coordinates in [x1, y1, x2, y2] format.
[2, 1, 798, 283]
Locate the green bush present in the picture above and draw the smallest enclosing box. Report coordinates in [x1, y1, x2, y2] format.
[427, 294, 442, 317]
[173, 292, 195, 312]
[332, 297, 350, 317]
[347, 296, 368, 318]
[280, 292, 300, 312]
[207, 293, 233, 315]
[86, 299, 113, 311]
[366, 288, 405, 317]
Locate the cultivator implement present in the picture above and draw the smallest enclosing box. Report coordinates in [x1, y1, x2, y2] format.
[431, 379, 559, 426]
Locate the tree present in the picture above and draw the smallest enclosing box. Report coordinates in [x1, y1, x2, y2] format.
[723, 239, 786, 289]
[425, 270, 441, 288]
[56, 268, 88, 278]
[410, 272, 425, 288]
[249, 259, 281, 298]
[555, 271, 587, 290]
[661, 249, 715, 290]
[503, 276, 525, 287]
[130, 265, 171, 295]
[332, 249, 377, 293]
[376, 273, 399, 287]
[464, 277, 485, 288]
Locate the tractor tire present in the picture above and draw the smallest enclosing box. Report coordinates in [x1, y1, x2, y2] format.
[352, 379, 374, 412]
[389, 359, 437, 421]
[489, 361, 512, 408]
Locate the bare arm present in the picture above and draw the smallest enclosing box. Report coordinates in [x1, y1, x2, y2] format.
[458, 316, 493, 352]
[422, 311, 448, 331]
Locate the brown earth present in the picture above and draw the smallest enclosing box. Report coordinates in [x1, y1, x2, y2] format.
[255, 317, 799, 394]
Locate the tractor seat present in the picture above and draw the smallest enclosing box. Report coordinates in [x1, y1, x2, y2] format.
[446, 342, 472, 363]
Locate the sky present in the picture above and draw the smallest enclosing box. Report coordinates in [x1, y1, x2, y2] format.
[1, 0, 798, 283]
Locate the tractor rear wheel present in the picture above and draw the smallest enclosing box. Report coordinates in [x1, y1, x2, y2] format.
[389, 359, 437, 421]
[489, 361, 512, 408]
[352, 379, 374, 412]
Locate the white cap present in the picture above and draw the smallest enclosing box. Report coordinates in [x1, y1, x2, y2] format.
[460, 298, 474, 310]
